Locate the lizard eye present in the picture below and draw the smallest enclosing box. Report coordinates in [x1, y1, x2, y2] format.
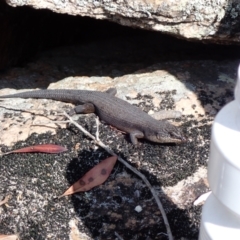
[156, 132, 167, 139]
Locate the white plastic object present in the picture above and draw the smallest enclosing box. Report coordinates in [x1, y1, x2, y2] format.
[208, 65, 240, 215]
[199, 65, 240, 240]
[199, 193, 240, 240]
[235, 66, 240, 109]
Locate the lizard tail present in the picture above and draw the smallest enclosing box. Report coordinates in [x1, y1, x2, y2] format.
[0, 90, 81, 104]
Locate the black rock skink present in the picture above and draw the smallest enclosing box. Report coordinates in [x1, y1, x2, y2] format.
[0, 88, 186, 144]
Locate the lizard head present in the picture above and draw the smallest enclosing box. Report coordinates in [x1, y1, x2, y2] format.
[145, 121, 186, 144]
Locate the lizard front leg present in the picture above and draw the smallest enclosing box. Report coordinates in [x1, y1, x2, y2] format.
[129, 130, 144, 145]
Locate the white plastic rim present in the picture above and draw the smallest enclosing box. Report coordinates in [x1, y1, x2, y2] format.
[208, 100, 240, 215]
[234, 65, 240, 109]
[199, 193, 240, 240]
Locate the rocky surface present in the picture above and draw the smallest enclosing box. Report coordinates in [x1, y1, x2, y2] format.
[0, 29, 238, 239]
[1, 1, 240, 71]
[6, 0, 240, 44]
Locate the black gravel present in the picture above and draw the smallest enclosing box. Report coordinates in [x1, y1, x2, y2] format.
[0, 90, 218, 240]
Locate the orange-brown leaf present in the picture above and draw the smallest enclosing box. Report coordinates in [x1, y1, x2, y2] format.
[6, 144, 67, 154]
[60, 155, 117, 197]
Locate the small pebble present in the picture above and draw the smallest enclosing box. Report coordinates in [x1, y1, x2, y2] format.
[135, 205, 142, 213]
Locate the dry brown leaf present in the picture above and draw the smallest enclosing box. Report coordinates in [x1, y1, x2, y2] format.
[59, 155, 117, 197]
[0, 234, 18, 240]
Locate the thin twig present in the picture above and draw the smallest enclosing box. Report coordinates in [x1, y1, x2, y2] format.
[0, 105, 51, 116]
[32, 120, 69, 125]
[63, 111, 173, 240]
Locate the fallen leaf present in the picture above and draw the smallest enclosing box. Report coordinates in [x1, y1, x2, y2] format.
[59, 155, 117, 197]
[0, 234, 18, 240]
[2, 144, 67, 155]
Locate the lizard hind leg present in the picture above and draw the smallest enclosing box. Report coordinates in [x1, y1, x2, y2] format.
[68, 103, 95, 116]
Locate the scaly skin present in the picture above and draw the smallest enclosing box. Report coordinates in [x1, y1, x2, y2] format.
[0, 89, 186, 144]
